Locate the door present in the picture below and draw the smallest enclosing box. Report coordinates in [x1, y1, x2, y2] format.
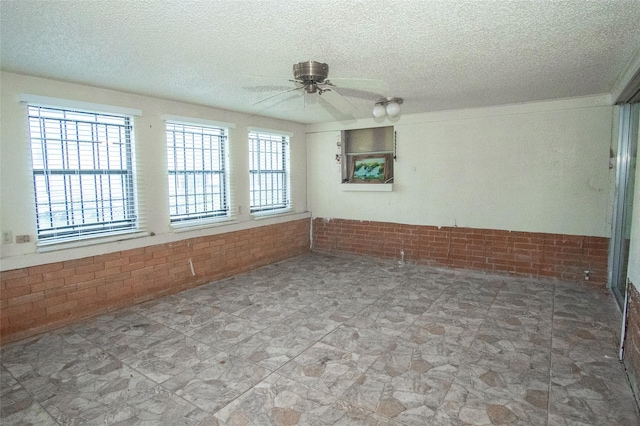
[609, 103, 639, 307]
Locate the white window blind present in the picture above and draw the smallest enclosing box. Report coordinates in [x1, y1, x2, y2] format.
[166, 121, 229, 224]
[27, 105, 139, 242]
[248, 131, 290, 213]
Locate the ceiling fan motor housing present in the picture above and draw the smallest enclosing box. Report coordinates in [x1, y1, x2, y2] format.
[294, 61, 329, 93]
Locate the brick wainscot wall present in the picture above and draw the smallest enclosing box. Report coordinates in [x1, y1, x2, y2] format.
[624, 282, 640, 407]
[312, 218, 609, 287]
[1, 219, 310, 343]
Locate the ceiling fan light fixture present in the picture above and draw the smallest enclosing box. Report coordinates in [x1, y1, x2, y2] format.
[386, 102, 401, 117]
[372, 104, 387, 118]
[373, 97, 403, 118]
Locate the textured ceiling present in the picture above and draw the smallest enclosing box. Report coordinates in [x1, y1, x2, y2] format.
[2, 0, 640, 124]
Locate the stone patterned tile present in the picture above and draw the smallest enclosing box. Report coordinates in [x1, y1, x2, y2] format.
[321, 325, 400, 357]
[226, 316, 334, 371]
[442, 279, 503, 300]
[161, 352, 270, 414]
[267, 286, 326, 307]
[436, 349, 551, 426]
[121, 334, 219, 383]
[136, 296, 226, 335]
[189, 311, 266, 351]
[471, 321, 552, 360]
[1, 330, 116, 402]
[233, 299, 302, 327]
[72, 309, 178, 359]
[547, 413, 594, 425]
[213, 372, 336, 424]
[2, 254, 639, 425]
[435, 382, 548, 426]
[424, 294, 492, 319]
[177, 281, 235, 306]
[401, 314, 484, 362]
[549, 382, 638, 426]
[0, 366, 57, 425]
[549, 345, 639, 425]
[162, 352, 271, 413]
[372, 291, 436, 317]
[40, 361, 208, 425]
[346, 304, 420, 335]
[491, 291, 554, 314]
[211, 292, 271, 314]
[551, 319, 619, 355]
[278, 341, 378, 398]
[298, 299, 368, 325]
[486, 307, 552, 330]
[341, 343, 456, 424]
[553, 286, 619, 324]
[315, 399, 404, 425]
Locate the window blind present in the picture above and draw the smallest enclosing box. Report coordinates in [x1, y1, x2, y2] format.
[166, 121, 230, 224]
[27, 105, 139, 242]
[248, 131, 290, 213]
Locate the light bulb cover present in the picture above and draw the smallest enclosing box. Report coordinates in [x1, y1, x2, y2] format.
[372, 104, 387, 118]
[386, 102, 401, 117]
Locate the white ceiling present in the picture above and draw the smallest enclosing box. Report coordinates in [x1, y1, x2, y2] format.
[2, 0, 640, 124]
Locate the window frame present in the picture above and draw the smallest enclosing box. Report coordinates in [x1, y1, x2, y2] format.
[26, 103, 140, 244]
[248, 130, 291, 215]
[165, 120, 231, 227]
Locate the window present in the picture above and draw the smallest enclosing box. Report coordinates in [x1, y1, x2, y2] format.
[249, 131, 290, 213]
[166, 121, 229, 224]
[27, 105, 138, 242]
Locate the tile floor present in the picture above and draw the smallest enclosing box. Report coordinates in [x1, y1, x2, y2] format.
[1, 253, 638, 425]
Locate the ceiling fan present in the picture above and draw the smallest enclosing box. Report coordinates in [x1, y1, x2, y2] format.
[251, 61, 390, 116]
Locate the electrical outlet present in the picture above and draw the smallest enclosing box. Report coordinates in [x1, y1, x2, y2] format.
[15, 235, 30, 244]
[584, 270, 590, 281]
[2, 231, 12, 244]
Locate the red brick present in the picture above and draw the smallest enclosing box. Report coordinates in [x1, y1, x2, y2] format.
[28, 263, 63, 276]
[31, 278, 66, 293]
[75, 262, 106, 275]
[64, 272, 96, 286]
[2, 286, 32, 299]
[1, 269, 29, 280]
[104, 257, 130, 269]
[62, 257, 95, 270]
[34, 294, 67, 310]
[0, 302, 34, 319]
[42, 268, 75, 281]
[67, 287, 97, 301]
[95, 266, 123, 279]
[4, 274, 44, 289]
[1, 219, 311, 342]
[8, 291, 44, 306]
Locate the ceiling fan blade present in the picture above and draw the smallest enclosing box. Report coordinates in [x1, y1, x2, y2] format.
[325, 78, 390, 94]
[252, 86, 304, 106]
[243, 84, 295, 93]
[319, 89, 357, 114]
[245, 73, 290, 81]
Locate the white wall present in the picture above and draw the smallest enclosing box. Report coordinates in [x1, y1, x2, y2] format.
[0, 72, 308, 270]
[307, 96, 614, 237]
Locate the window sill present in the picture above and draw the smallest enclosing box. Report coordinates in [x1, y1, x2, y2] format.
[251, 209, 294, 220]
[36, 231, 149, 253]
[341, 183, 393, 192]
[171, 217, 237, 233]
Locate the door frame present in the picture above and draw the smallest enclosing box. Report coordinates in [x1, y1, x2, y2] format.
[609, 103, 639, 307]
